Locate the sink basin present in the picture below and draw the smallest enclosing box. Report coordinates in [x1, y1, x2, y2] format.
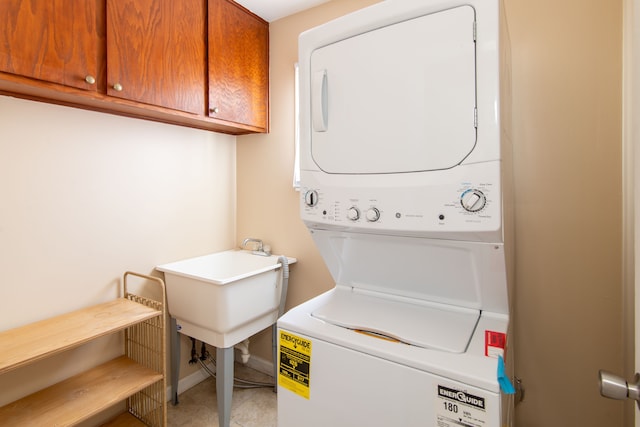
[157, 250, 296, 348]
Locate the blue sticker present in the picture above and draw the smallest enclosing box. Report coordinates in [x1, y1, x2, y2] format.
[498, 355, 515, 394]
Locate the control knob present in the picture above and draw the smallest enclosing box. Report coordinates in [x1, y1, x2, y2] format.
[460, 189, 487, 212]
[304, 190, 319, 207]
[366, 207, 380, 222]
[347, 207, 360, 221]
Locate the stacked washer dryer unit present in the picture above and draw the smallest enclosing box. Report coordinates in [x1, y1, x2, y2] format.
[278, 0, 513, 426]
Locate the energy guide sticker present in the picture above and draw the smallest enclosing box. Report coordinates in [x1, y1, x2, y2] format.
[278, 331, 312, 399]
[436, 385, 488, 427]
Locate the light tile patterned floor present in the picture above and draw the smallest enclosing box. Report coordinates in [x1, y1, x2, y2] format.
[167, 363, 277, 427]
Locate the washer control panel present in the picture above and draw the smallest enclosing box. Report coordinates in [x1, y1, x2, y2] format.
[301, 175, 501, 240]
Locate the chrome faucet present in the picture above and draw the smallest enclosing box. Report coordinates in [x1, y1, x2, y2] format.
[241, 238, 271, 256]
[242, 238, 263, 251]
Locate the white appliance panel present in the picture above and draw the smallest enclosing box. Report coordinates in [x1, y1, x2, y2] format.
[277, 328, 502, 427]
[310, 5, 477, 174]
[309, 230, 509, 314]
[300, 160, 503, 242]
[278, 289, 508, 393]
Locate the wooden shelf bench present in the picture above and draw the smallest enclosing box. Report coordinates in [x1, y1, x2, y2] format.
[0, 272, 166, 426]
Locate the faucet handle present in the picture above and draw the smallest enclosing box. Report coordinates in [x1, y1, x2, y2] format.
[241, 238, 271, 256]
[241, 238, 263, 251]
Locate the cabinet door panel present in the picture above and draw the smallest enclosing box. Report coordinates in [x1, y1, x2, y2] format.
[0, 0, 99, 91]
[106, 0, 206, 114]
[209, 0, 268, 131]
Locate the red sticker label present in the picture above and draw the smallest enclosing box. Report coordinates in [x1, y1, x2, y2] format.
[485, 330, 506, 358]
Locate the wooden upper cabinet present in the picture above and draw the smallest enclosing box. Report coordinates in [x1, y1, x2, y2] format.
[0, 0, 101, 91]
[0, 0, 269, 134]
[209, 0, 269, 132]
[106, 0, 206, 115]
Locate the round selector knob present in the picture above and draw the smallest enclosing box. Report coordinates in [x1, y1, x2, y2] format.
[304, 190, 319, 207]
[347, 207, 360, 221]
[366, 207, 380, 222]
[460, 189, 487, 212]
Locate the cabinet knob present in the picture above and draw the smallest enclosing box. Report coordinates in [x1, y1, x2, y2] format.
[210, 107, 219, 114]
[113, 83, 123, 92]
[84, 75, 96, 85]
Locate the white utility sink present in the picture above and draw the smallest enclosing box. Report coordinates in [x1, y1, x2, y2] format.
[157, 249, 296, 348]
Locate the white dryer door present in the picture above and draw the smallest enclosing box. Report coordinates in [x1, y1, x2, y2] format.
[310, 5, 477, 174]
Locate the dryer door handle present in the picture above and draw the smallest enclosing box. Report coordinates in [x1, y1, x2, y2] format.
[312, 70, 328, 132]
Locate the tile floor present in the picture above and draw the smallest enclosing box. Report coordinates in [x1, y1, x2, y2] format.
[167, 363, 278, 427]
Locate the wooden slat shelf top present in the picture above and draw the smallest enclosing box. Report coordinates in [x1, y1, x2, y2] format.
[0, 298, 161, 374]
[0, 355, 162, 426]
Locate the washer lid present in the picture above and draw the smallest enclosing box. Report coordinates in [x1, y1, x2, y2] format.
[311, 287, 480, 353]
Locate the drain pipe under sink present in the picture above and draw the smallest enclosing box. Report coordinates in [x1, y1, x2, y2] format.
[272, 256, 290, 391]
[235, 339, 251, 364]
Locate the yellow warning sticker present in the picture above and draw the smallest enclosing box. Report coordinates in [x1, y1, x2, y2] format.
[278, 330, 312, 399]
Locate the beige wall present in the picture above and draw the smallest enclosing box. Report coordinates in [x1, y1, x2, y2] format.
[238, 0, 626, 426]
[507, 0, 625, 425]
[0, 95, 236, 407]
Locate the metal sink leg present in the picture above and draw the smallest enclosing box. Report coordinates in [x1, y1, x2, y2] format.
[217, 346, 234, 427]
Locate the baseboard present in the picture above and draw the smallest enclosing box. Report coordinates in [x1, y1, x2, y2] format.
[243, 352, 275, 377]
[165, 352, 274, 401]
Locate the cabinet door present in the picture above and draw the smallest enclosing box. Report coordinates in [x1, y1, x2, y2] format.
[0, 0, 100, 91]
[106, 0, 206, 115]
[209, 0, 269, 131]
